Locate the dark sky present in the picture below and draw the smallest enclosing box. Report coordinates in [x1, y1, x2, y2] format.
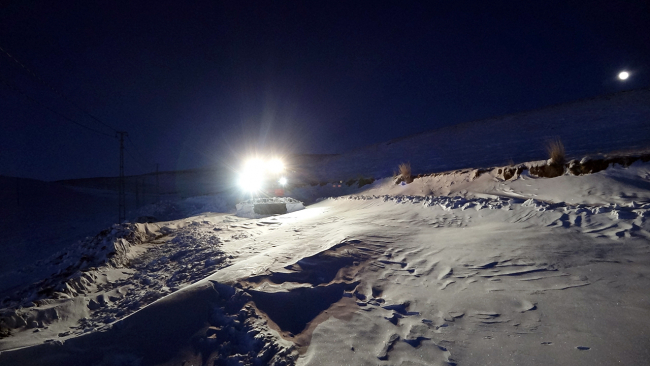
[1, 1, 649, 181]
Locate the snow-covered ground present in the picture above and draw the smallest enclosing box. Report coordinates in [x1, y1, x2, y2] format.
[1, 159, 649, 365]
[2, 90, 650, 365]
[0, 176, 234, 305]
[313, 88, 650, 181]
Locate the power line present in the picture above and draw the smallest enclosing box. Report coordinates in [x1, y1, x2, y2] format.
[1, 59, 159, 170]
[0, 74, 114, 138]
[0, 45, 165, 219]
[124, 145, 150, 170]
[126, 135, 157, 167]
[0, 44, 118, 134]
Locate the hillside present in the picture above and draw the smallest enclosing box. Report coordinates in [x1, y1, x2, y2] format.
[1, 90, 650, 365]
[313, 88, 650, 181]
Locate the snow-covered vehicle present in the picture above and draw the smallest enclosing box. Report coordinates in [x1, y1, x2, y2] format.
[236, 197, 304, 217]
[235, 157, 304, 218]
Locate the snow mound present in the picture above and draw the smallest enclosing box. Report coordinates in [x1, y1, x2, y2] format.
[2, 224, 148, 307]
[0, 281, 298, 366]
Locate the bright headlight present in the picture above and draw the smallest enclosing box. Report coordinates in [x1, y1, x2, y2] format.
[268, 159, 284, 173]
[243, 158, 265, 174]
[238, 157, 286, 192]
[238, 169, 264, 192]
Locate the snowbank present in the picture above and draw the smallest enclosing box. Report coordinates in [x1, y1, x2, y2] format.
[2, 151, 650, 364]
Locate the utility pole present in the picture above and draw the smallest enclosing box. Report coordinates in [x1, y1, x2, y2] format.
[117, 131, 127, 223]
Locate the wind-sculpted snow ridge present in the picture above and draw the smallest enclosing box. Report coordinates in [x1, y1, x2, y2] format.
[149, 282, 298, 366]
[0, 214, 301, 365]
[327, 194, 650, 239]
[0, 216, 233, 351]
[331, 193, 648, 213]
[0, 281, 298, 366]
[1, 223, 147, 306]
[0, 223, 149, 347]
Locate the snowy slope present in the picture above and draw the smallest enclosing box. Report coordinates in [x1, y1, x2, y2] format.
[2, 89, 650, 365]
[1, 160, 649, 365]
[51, 89, 650, 197]
[0, 177, 119, 276]
[313, 88, 650, 181]
[0, 177, 233, 304]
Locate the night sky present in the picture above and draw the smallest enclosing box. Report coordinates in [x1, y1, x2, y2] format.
[1, 1, 649, 181]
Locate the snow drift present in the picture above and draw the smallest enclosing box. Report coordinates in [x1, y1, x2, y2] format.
[2, 159, 650, 365]
[2, 90, 650, 365]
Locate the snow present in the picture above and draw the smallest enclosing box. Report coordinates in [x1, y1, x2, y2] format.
[2, 92, 650, 365]
[2, 159, 649, 365]
[312, 88, 650, 181]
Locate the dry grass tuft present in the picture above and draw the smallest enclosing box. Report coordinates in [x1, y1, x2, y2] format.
[546, 138, 565, 164]
[398, 162, 413, 183]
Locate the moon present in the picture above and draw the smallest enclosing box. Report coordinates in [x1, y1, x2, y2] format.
[618, 71, 630, 80]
